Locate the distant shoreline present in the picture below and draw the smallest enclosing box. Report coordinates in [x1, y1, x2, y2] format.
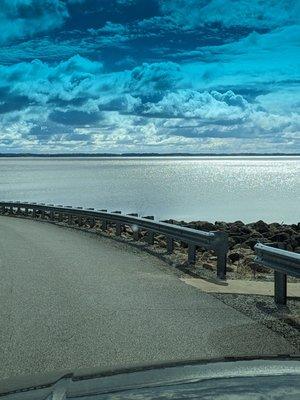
[1, 153, 300, 158]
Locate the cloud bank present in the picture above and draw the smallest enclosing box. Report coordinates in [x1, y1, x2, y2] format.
[0, 0, 299, 153]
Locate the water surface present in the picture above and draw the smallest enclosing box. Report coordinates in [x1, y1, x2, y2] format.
[1, 156, 299, 223]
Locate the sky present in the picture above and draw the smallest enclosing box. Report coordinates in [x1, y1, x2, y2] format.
[0, 0, 299, 154]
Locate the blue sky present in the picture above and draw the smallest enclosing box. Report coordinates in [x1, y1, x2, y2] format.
[0, 0, 299, 153]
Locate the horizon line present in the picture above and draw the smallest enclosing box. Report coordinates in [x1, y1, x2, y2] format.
[0, 152, 300, 157]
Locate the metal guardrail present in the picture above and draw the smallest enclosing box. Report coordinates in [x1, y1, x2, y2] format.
[0, 201, 229, 279]
[255, 243, 300, 305]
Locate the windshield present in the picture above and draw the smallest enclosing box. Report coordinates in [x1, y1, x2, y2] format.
[0, 0, 299, 393]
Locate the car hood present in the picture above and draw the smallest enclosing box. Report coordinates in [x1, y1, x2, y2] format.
[1, 356, 300, 399]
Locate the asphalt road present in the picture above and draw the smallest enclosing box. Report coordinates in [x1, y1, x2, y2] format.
[0, 216, 295, 382]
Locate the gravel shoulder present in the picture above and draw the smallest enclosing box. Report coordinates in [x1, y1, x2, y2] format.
[211, 293, 300, 351]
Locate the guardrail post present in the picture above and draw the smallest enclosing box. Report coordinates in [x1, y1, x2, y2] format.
[133, 226, 139, 241]
[216, 252, 227, 280]
[64, 207, 73, 224]
[113, 211, 122, 235]
[98, 210, 108, 231]
[56, 205, 63, 222]
[127, 214, 139, 240]
[143, 216, 154, 245]
[39, 204, 45, 218]
[167, 237, 174, 254]
[86, 208, 95, 227]
[213, 231, 228, 280]
[274, 271, 287, 305]
[68, 213, 73, 225]
[74, 207, 82, 226]
[23, 202, 29, 216]
[147, 232, 154, 245]
[188, 243, 196, 264]
[116, 223, 122, 236]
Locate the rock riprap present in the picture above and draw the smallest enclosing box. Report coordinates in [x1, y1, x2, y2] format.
[162, 219, 300, 278]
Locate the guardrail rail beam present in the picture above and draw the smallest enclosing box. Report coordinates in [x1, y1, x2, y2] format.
[255, 243, 300, 305]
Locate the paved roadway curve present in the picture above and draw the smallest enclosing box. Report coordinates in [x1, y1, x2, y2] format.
[0, 216, 295, 382]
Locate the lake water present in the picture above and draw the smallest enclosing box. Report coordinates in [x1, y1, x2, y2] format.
[1, 156, 299, 223]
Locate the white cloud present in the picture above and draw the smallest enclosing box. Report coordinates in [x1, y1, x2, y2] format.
[0, 55, 104, 104]
[0, 53, 299, 153]
[128, 62, 184, 95]
[144, 90, 252, 120]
